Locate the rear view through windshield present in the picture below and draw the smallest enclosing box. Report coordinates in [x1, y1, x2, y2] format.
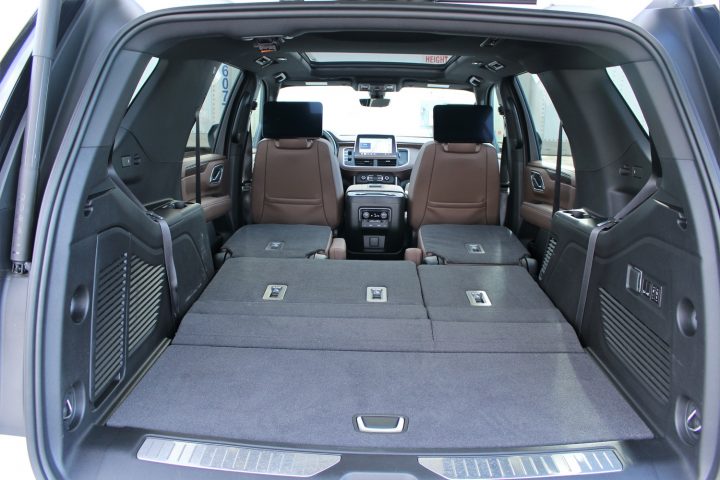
[277, 86, 476, 138]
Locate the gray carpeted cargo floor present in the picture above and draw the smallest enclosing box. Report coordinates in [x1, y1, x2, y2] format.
[174, 314, 584, 353]
[109, 255, 652, 450]
[109, 345, 652, 449]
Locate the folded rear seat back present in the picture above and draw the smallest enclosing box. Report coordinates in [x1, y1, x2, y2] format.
[418, 265, 565, 322]
[418, 224, 528, 265]
[222, 224, 332, 259]
[189, 257, 428, 319]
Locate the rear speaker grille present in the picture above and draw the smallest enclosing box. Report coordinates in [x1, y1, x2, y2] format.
[599, 288, 671, 403]
[539, 236, 557, 280]
[128, 256, 165, 353]
[92, 253, 128, 400]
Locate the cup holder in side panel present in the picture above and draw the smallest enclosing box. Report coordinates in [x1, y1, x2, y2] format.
[69, 285, 90, 324]
[675, 396, 702, 445]
[62, 382, 86, 431]
[676, 298, 698, 337]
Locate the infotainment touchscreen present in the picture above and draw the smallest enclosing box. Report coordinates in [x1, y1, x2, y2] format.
[355, 135, 396, 156]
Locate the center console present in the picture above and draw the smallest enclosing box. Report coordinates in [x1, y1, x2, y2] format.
[344, 184, 406, 255]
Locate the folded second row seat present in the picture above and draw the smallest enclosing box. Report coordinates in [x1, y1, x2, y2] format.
[220, 102, 529, 265]
[220, 101, 344, 260]
[407, 105, 529, 265]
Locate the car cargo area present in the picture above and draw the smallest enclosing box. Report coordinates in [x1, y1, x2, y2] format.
[14, 1, 719, 479]
[108, 256, 651, 450]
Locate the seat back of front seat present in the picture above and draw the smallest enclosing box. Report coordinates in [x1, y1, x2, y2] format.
[407, 104, 499, 231]
[251, 101, 343, 228]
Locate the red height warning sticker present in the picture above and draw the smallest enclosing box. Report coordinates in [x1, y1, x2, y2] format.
[424, 55, 450, 65]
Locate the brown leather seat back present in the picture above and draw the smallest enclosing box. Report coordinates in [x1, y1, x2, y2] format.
[407, 105, 499, 230]
[251, 102, 343, 228]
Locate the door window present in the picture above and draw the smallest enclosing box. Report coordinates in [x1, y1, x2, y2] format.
[186, 63, 241, 152]
[517, 73, 574, 171]
[490, 86, 506, 152]
[607, 66, 649, 134]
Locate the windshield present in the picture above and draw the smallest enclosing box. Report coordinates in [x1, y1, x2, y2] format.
[277, 86, 476, 138]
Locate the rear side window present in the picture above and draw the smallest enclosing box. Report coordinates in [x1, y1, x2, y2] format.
[606, 66, 649, 134]
[490, 86, 506, 150]
[187, 63, 241, 152]
[128, 57, 159, 106]
[250, 84, 265, 148]
[517, 73, 574, 171]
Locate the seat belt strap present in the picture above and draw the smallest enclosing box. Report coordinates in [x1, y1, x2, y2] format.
[146, 211, 180, 320]
[107, 168, 179, 320]
[498, 137, 510, 226]
[194, 109, 202, 205]
[241, 125, 253, 188]
[574, 174, 658, 330]
[552, 124, 563, 214]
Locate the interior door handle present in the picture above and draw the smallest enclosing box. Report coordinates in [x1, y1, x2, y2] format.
[209, 164, 224, 185]
[530, 171, 545, 192]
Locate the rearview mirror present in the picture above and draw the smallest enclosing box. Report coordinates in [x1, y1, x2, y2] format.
[359, 98, 391, 108]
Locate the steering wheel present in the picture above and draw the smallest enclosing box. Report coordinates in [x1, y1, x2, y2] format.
[321, 130, 339, 156]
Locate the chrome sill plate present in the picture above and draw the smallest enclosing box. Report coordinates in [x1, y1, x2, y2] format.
[137, 437, 340, 477]
[419, 448, 623, 479]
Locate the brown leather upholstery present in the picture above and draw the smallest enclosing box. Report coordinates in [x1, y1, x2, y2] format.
[328, 238, 347, 260]
[407, 142, 500, 230]
[181, 154, 231, 221]
[404, 247, 423, 265]
[251, 138, 343, 228]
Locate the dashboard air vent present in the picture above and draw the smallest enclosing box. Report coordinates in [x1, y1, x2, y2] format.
[354, 158, 374, 167]
[377, 158, 397, 167]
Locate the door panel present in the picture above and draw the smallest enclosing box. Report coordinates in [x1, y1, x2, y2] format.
[181, 153, 230, 221]
[520, 163, 575, 230]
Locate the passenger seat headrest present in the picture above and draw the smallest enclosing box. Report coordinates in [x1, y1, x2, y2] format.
[433, 105, 493, 144]
[263, 101, 323, 139]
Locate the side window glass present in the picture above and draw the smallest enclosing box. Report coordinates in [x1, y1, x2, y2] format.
[128, 57, 159, 106]
[607, 66, 649, 134]
[490, 86, 506, 153]
[186, 63, 241, 152]
[249, 85, 265, 148]
[517, 73, 574, 171]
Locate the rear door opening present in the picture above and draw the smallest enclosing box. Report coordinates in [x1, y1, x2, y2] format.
[2, 2, 719, 479]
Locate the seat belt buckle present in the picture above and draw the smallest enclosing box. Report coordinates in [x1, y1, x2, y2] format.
[145, 211, 163, 223]
[597, 218, 618, 230]
[241, 180, 253, 192]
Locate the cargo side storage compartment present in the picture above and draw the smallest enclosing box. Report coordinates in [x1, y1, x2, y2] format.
[344, 184, 407, 256]
[538, 208, 607, 322]
[150, 201, 214, 315]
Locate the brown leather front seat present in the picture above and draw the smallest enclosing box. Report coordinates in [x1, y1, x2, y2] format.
[251, 101, 343, 228]
[407, 105, 499, 230]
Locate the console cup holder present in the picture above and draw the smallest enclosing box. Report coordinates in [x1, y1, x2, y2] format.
[566, 209, 590, 219]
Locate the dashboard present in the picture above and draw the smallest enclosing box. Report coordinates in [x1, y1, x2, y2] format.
[342, 147, 410, 168]
[336, 133, 424, 186]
